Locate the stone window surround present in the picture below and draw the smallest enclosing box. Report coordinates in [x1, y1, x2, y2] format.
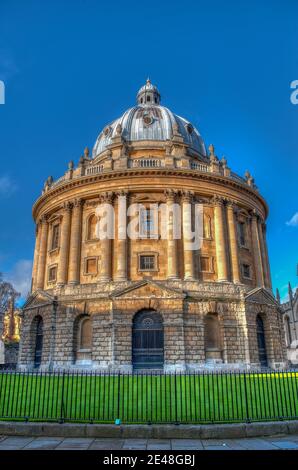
[84, 256, 99, 276]
[85, 212, 98, 242]
[49, 221, 61, 252]
[48, 263, 58, 283]
[237, 213, 250, 250]
[138, 251, 159, 272]
[203, 213, 213, 240]
[77, 316, 92, 354]
[241, 263, 252, 280]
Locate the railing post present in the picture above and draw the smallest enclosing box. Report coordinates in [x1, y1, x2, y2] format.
[244, 371, 251, 423]
[59, 370, 65, 424]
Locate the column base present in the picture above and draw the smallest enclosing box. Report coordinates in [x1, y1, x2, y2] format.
[99, 277, 111, 282]
[68, 280, 79, 286]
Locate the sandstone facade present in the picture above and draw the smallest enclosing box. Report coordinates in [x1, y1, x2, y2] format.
[18, 80, 287, 371]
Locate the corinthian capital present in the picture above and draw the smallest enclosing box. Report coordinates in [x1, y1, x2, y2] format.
[212, 195, 225, 206]
[164, 189, 178, 202]
[181, 190, 194, 203]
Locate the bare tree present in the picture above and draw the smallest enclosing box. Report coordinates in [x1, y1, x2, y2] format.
[0, 272, 20, 315]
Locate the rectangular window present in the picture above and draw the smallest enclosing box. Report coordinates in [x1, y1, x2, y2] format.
[48, 266, 57, 282]
[238, 222, 246, 247]
[51, 224, 60, 250]
[242, 263, 251, 279]
[86, 258, 97, 274]
[139, 208, 156, 237]
[200, 256, 210, 272]
[139, 255, 155, 271]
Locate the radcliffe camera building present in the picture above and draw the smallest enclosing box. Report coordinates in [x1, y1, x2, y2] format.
[19, 80, 287, 371]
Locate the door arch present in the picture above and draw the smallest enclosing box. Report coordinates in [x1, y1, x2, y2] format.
[34, 316, 43, 368]
[132, 309, 164, 369]
[256, 315, 268, 367]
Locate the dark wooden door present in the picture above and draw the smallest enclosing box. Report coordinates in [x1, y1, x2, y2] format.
[132, 310, 164, 369]
[34, 318, 43, 368]
[256, 315, 268, 367]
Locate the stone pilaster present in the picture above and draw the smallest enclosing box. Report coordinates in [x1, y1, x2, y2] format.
[68, 198, 83, 285]
[213, 196, 228, 281]
[32, 222, 41, 292]
[226, 201, 240, 283]
[36, 215, 49, 290]
[99, 192, 113, 281]
[251, 211, 265, 287]
[57, 202, 72, 286]
[182, 191, 195, 280]
[165, 189, 179, 280]
[115, 191, 127, 281]
[259, 220, 272, 289]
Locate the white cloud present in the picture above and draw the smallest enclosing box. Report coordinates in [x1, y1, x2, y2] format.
[286, 212, 298, 227]
[0, 176, 17, 197]
[5, 259, 32, 300]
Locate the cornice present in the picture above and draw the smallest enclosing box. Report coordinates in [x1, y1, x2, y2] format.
[32, 168, 268, 220]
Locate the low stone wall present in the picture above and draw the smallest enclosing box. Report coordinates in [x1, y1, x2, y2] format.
[4, 342, 19, 366]
[0, 420, 297, 439]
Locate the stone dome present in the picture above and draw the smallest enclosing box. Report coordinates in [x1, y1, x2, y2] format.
[92, 79, 207, 158]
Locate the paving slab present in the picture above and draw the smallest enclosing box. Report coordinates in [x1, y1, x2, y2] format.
[171, 439, 203, 450]
[0, 436, 35, 449]
[122, 439, 147, 450]
[24, 437, 63, 450]
[55, 437, 94, 450]
[89, 439, 124, 450]
[269, 440, 298, 450]
[147, 439, 171, 450]
[203, 445, 230, 450]
[215, 439, 247, 450]
[231, 438, 278, 450]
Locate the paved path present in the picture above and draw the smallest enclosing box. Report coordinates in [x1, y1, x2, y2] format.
[0, 434, 298, 450]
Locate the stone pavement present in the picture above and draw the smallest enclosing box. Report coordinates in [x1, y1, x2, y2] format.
[0, 434, 298, 450]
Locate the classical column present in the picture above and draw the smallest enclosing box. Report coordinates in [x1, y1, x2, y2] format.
[226, 201, 240, 283]
[262, 222, 272, 289]
[182, 191, 195, 280]
[115, 191, 127, 281]
[258, 219, 272, 289]
[251, 211, 265, 287]
[213, 196, 228, 281]
[32, 222, 41, 291]
[99, 192, 113, 281]
[57, 202, 72, 286]
[68, 198, 83, 285]
[36, 215, 49, 290]
[165, 189, 179, 280]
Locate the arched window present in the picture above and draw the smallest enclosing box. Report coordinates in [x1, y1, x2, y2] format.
[204, 313, 222, 361]
[285, 315, 292, 346]
[256, 315, 268, 367]
[87, 214, 97, 240]
[74, 316, 92, 363]
[203, 214, 212, 239]
[33, 316, 43, 368]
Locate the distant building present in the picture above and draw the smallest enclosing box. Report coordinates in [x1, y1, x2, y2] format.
[280, 283, 298, 365]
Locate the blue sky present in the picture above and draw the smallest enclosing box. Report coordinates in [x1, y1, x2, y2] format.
[0, 0, 297, 302]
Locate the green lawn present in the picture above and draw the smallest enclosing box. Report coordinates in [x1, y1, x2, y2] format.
[0, 371, 297, 424]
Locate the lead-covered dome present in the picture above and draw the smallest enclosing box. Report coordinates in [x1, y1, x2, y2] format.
[92, 79, 206, 158]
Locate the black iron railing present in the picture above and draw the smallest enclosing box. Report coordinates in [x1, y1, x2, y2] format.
[0, 370, 297, 424]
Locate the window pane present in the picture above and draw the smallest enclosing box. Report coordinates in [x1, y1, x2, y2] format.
[200, 257, 210, 272]
[140, 255, 155, 270]
[80, 318, 92, 349]
[86, 258, 97, 274]
[52, 224, 59, 249]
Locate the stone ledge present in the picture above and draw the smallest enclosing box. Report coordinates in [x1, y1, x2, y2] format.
[0, 420, 297, 439]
